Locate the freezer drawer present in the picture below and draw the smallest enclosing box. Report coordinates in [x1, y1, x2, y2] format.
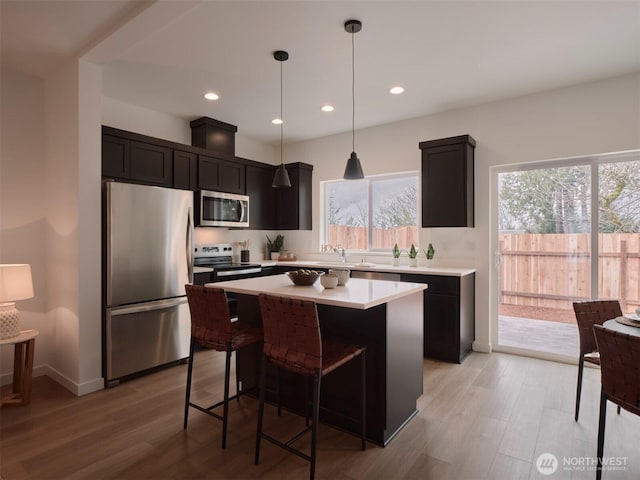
[105, 298, 191, 382]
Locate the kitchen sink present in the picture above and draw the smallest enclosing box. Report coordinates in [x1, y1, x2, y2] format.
[305, 261, 377, 268]
[306, 261, 357, 267]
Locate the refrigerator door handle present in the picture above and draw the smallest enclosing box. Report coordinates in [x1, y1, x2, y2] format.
[187, 206, 194, 283]
[109, 297, 188, 316]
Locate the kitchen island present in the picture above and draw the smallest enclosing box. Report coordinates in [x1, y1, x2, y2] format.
[209, 274, 427, 445]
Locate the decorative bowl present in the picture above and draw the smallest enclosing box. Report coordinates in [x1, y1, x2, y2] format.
[320, 274, 339, 289]
[328, 268, 350, 286]
[286, 269, 324, 286]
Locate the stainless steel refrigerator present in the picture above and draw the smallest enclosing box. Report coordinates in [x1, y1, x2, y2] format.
[104, 181, 193, 386]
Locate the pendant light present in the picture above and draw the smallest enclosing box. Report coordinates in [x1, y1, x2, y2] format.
[272, 50, 291, 188]
[343, 19, 364, 180]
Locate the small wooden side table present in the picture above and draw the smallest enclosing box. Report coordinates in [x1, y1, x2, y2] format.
[0, 329, 38, 406]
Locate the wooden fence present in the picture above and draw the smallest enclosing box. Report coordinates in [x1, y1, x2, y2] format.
[500, 233, 640, 311]
[327, 225, 419, 250]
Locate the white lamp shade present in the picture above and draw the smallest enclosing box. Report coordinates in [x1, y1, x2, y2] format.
[0, 264, 34, 303]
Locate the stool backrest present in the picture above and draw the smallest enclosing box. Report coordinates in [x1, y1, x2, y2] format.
[185, 284, 232, 350]
[593, 325, 640, 416]
[258, 294, 322, 376]
[573, 300, 622, 355]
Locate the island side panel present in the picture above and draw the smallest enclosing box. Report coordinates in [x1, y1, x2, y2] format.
[384, 291, 423, 444]
[316, 303, 388, 444]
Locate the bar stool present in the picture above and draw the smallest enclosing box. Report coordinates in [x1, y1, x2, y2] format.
[573, 300, 622, 421]
[593, 325, 640, 480]
[184, 284, 263, 449]
[255, 294, 366, 480]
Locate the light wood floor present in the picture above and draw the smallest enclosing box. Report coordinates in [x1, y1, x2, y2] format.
[1, 351, 639, 479]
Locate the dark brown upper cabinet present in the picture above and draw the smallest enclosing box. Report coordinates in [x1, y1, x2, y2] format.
[276, 163, 313, 230]
[245, 163, 277, 230]
[419, 135, 475, 228]
[129, 141, 172, 187]
[197, 155, 245, 194]
[190, 116, 237, 156]
[173, 150, 197, 190]
[102, 135, 130, 179]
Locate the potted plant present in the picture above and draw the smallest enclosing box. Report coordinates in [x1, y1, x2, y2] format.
[424, 243, 435, 266]
[392, 243, 401, 266]
[408, 244, 418, 267]
[266, 234, 284, 260]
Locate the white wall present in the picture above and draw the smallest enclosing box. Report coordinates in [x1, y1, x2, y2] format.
[102, 96, 277, 164]
[284, 73, 640, 352]
[0, 68, 50, 381]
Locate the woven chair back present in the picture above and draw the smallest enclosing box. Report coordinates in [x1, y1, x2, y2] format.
[593, 325, 640, 416]
[258, 294, 322, 376]
[573, 300, 622, 356]
[185, 285, 232, 350]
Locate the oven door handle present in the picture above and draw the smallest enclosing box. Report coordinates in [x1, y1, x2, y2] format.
[216, 267, 262, 278]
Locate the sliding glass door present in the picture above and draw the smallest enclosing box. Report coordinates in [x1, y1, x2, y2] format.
[494, 154, 639, 359]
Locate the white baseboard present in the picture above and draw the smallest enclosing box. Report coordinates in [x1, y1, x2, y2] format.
[1, 364, 104, 396]
[472, 341, 492, 353]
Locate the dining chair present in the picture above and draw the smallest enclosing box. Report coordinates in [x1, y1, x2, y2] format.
[184, 284, 263, 449]
[572, 300, 622, 421]
[255, 294, 366, 480]
[593, 325, 640, 480]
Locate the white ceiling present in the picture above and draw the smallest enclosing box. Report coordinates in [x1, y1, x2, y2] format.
[2, 1, 639, 146]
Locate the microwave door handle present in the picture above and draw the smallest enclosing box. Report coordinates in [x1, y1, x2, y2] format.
[238, 200, 245, 222]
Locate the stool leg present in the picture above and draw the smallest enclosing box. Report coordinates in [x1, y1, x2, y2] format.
[305, 377, 310, 427]
[277, 366, 282, 417]
[222, 349, 232, 449]
[596, 388, 607, 480]
[255, 354, 268, 465]
[575, 356, 584, 421]
[184, 338, 195, 429]
[361, 350, 366, 451]
[235, 352, 241, 403]
[310, 371, 321, 480]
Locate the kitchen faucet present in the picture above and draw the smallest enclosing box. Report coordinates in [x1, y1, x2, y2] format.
[333, 246, 347, 263]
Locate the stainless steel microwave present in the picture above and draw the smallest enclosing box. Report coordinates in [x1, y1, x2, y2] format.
[195, 190, 249, 227]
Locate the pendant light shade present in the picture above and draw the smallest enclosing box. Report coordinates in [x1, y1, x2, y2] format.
[344, 152, 364, 179]
[272, 164, 290, 188]
[272, 50, 291, 188]
[343, 19, 364, 180]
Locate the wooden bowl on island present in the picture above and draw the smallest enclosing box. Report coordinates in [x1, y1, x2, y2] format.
[286, 269, 324, 286]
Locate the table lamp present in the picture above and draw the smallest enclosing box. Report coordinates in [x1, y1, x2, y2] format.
[0, 264, 34, 340]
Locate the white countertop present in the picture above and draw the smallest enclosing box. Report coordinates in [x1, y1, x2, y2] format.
[257, 260, 475, 277]
[208, 274, 427, 310]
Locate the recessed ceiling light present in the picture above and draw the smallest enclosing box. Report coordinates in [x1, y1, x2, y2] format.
[321, 105, 334, 112]
[389, 86, 405, 95]
[204, 92, 219, 100]
[272, 118, 283, 125]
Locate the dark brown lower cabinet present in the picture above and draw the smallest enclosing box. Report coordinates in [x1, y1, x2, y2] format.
[401, 273, 475, 363]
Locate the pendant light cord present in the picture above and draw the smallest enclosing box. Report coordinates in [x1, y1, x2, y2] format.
[351, 30, 355, 153]
[280, 60, 284, 166]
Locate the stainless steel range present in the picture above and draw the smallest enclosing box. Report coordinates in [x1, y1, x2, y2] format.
[193, 243, 262, 281]
[193, 244, 262, 318]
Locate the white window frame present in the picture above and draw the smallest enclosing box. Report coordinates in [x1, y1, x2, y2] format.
[321, 171, 420, 252]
